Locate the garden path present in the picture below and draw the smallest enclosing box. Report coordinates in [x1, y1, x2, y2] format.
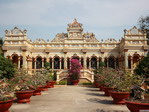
[10, 86, 129, 112]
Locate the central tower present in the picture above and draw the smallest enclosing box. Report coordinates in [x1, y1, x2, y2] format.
[67, 18, 83, 38]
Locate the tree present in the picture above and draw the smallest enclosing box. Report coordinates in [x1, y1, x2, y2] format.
[138, 15, 149, 44]
[0, 55, 16, 79]
[134, 55, 149, 78]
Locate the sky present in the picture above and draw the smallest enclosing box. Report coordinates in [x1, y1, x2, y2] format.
[0, 0, 149, 41]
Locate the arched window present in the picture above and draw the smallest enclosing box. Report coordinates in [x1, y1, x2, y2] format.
[91, 57, 97, 69]
[81, 57, 84, 67]
[36, 57, 42, 69]
[87, 58, 89, 69]
[67, 58, 70, 69]
[108, 57, 115, 69]
[61, 58, 64, 69]
[54, 57, 60, 69]
[12, 55, 18, 66]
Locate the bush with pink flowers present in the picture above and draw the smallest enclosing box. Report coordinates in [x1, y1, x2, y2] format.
[68, 59, 82, 80]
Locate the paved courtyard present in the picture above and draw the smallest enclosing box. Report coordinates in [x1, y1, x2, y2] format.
[10, 86, 130, 112]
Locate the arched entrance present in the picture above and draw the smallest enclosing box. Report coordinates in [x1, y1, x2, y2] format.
[54, 57, 60, 69]
[91, 57, 97, 69]
[108, 56, 115, 69]
[132, 54, 140, 68]
[12, 55, 18, 66]
[36, 57, 42, 69]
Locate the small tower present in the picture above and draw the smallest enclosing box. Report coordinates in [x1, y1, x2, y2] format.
[67, 18, 83, 38]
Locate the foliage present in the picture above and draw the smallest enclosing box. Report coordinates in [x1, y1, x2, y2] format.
[0, 78, 14, 101]
[138, 15, 149, 30]
[134, 55, 149, 78]
[95, 67, 118, 88]
[68, 59, 82, 80]
[44, 62, 51, 69]
[115, 72, 144, 92]
[44, 62, 56, 81]
[10, 68, 37, 91]
[99, 61, 105, 68]
[138, 15, 149, 44]
[95, 67, 143, 92]
[58, 81, 67, 85]
[31, 72, 47, 87]
[0, 55, 16, 79]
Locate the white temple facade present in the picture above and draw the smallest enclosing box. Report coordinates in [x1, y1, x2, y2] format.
[2, 19, 148, 82]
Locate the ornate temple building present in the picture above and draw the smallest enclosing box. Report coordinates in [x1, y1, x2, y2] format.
[2, 19, 149, 82]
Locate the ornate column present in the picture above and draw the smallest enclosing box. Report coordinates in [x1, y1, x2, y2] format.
[114, 58, 116, 69]
[27, 57, 32, 70]
[64, 52, 67, 69]
[107, 58, 109, 68]
[124, 49, 128, 69]
[22, 51, 27, 69]
[46, 52, 49, 62]
[130, 56, 133, 69]
[97, 58, 99, 69]
[18, 56, 21, 69]
[34, 58, 36, 69]
[83, 52, 86, 69]
[89, 58, 91, 69]
[52, 58, 54, 70]
[42, 58, 44, 68]
[59, 58, 61, 69]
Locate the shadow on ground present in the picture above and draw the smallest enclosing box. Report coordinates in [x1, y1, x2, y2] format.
[94, 109, 128, 112]
[85, 89, 100, 92]
[87, 98, 113, 105]
[86, 93, 105, 97]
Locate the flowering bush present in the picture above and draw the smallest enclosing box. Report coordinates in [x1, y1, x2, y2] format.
[95, 67, 143, 92]
[32, 72, 47, 87]
[10, 68, 37, 91]
[0, 78, 14, 101]
[115, 72, 144, 92]
[68, 59, 82, 80]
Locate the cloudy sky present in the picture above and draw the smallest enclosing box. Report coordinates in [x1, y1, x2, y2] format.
[0, 0, 149, 41]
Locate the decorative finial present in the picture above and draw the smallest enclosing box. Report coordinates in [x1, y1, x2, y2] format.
[74, 18, 77, 21]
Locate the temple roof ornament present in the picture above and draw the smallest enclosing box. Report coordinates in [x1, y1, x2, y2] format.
[68, 18, 82, 28]
[33, 38, 46, 43]
[5, 27, 27, 36]
[124, 26, 145, 35]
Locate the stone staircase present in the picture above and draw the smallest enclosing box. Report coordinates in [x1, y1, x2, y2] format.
[56, 69, 94, 83]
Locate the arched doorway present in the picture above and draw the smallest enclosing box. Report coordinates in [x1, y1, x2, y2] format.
[108, 56, 115, 69]
[54, 57, 60, 69]
[91, 57, 97, 69]
[132, 54, 140, 68]
[36, 57, 42, 69]
[61, 58, 64, 69]
[12, 55, 18, 66]
[87, 58, 90, 69]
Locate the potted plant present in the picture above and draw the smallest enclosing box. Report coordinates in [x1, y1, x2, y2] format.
[11, 68, 36, 103]
[93, 62, 105, 88]
[0, 78, 14, 112]
[124, 55, 149, 112]
[44, 62, 56, 88]
[125, 78, 149, 112]
[32, 73, 47, 95]
[110, 72, 143, 104]
[101, 68, 118, 96]
[68, 59, 82, 85]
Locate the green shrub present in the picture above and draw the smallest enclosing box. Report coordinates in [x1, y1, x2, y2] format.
[0, 55, 16, 79]
[58, 81, 67, 85]
[134, 55, 149, 78]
